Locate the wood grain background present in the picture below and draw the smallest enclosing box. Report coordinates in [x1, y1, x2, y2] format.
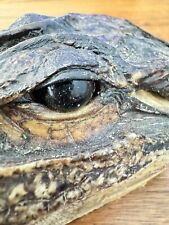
[0, 0, 169, 224]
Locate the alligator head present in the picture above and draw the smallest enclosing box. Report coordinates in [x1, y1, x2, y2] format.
[0, 13, 169, 225]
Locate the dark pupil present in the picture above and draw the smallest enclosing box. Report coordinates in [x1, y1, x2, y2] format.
[32, 80, 95, 112]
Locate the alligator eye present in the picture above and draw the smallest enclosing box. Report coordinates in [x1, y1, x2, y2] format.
[31, 80, 97, 112]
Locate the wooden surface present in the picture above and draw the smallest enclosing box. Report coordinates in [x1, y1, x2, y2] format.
[0, 0, 169, 224]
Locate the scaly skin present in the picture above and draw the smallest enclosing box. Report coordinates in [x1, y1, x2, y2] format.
[0, 13, 169, 225]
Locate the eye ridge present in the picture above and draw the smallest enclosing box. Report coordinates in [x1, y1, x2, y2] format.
[31, 79, 99, 112]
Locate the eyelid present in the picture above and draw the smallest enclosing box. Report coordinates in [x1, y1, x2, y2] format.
[14, 100, 103, 121]
[36, 68, 99, 89]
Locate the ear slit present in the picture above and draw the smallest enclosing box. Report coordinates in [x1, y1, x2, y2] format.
[137, 68, 169, 99]
[131, 89, 169, 115]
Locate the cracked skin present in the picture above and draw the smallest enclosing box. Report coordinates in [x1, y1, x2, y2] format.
[0, 13, 169, 225]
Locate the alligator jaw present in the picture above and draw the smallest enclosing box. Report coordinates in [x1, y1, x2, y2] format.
[31, 156, 167, 225]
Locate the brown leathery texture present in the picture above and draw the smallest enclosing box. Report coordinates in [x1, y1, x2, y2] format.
[1, 103, 118, 143]
[1, 12, 169, 225]
[0, 134, 155, 225]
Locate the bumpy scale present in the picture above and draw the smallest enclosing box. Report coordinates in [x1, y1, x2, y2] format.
[0, 13, 169, 225]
